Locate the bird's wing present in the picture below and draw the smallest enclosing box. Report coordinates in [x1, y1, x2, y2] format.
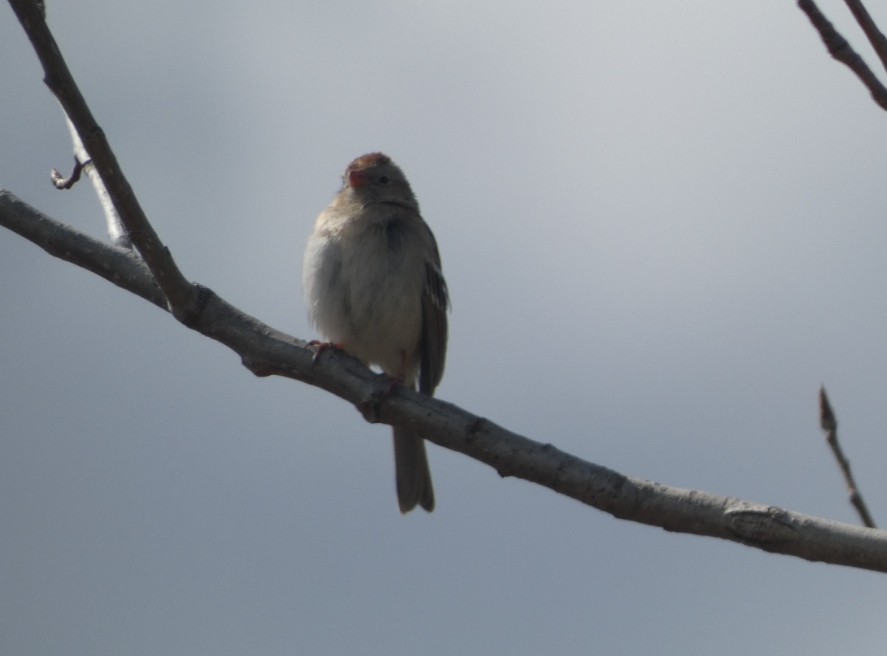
[419, 231, 449, 395]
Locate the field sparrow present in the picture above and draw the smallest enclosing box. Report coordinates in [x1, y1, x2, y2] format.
[303, 153, 449, 513]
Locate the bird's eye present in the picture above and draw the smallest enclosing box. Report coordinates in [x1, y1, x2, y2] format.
[378, 175, 390, 185]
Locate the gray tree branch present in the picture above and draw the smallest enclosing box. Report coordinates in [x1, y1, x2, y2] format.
[9, 0, 196, 317]
[3, 190, 887, 574]
[798, 0, 887, 110]
[0, 192, 162, 307]
[844, 0, 887, 76]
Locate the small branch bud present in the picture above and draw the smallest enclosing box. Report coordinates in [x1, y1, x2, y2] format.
[50, 155, 89, 190]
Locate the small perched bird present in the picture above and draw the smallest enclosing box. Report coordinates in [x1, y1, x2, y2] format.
[302, 153, 449, 513]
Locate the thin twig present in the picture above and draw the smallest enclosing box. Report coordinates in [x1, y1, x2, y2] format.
[54, 116, 131, 248]
[7, 0, 197, 317]
[50, 155, 86, 189]
[798, 0, 887, 110]
[3, 190, 887, 574]
[843, 0, 887, 76]
[819, 386, 877, 528]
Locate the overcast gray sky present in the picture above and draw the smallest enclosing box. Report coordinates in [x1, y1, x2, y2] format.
[3, 1, 887, 654]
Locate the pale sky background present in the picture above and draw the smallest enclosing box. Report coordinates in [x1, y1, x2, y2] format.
[3, 1, 887, 654]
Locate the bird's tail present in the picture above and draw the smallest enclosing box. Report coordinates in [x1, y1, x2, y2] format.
[393, 427, 435, 513]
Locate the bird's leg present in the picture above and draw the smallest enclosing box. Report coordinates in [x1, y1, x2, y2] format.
[307, 340, 344, 363]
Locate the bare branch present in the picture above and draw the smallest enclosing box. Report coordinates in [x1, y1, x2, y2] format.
[844, 0, 887, 75]
[819, 386, 877, 528]
[798, 0, 887, 110]
[0, 191, 164, 308]
[3, 190, 887, 573]
[54, 116, 131, 248]
[7, 0, 197, 316]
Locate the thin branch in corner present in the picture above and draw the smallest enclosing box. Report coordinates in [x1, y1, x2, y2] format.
[844, 0, 887, 76]
[819, 385, 877, 528]
[798, 0, 887, 111]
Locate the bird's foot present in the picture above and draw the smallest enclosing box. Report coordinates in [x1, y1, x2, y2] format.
[307, 340, 343, 363]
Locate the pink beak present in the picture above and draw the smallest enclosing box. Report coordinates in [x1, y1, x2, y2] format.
[348, 170, 369, 188]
